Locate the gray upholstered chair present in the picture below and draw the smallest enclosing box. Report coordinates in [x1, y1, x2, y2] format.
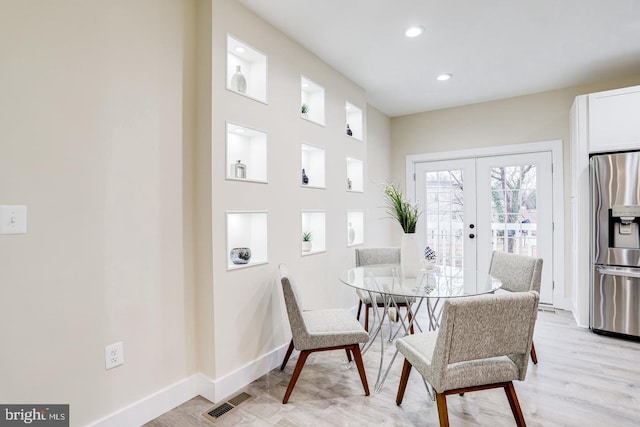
[278, 264, 370, 404]
[354, 247, 414, 333]
[489, 251, 543, 364]
[395, 291, 540, 427]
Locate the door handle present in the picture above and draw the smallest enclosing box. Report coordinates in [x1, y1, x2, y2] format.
[598, 267, 640, 279]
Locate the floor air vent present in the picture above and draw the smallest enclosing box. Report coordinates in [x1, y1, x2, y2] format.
[202, 392, 255, 423]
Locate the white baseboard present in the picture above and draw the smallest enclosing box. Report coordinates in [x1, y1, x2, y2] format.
[88, 342, 290, 427]
[88, 375, 200, 427]
[208, 341, 290, 402]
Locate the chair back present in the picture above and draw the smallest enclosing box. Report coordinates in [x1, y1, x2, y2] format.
[489, 251, 543, 293]
[355, 247, 400, 267]
[279, 264, 307, 349]
[431, 291, 539, 388]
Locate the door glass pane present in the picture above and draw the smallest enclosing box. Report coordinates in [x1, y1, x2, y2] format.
[489, 165, 537, 256]
[424, 170, 464, 267]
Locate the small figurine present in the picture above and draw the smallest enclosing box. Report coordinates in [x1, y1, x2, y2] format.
[346, 124, 353, 136]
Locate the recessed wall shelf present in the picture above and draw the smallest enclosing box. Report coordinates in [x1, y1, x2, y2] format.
[346, 157, 364, 192]
[226, 122, 267, 183]
[301, 211, 326, 256]
[347, 211, 364, 247]
[301, 76, 325, 126]
[226, 34, 267, 103]
[301, 143, 326, 189]
[226, 211, 268, 270]
[345, 101, 363, 141]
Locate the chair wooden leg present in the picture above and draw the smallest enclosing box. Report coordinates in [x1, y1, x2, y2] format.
[350, 344, 370, 396]
[280, 339, 294, 371]
[345, 348, 353, 363]
[435, 392, 450, 427]
[283, 350, 310, 404]
[356, 300, 363, 321]
[408, 309, 414, 334]
[364, 303, 371, 332]
[396, 359, 413, 405]
[530, 341, 538, 364]
[504, 382, 526, 427]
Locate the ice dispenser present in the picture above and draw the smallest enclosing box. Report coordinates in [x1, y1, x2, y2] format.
[610, 205, 640, 249]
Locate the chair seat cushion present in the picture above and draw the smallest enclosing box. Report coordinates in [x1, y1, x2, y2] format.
[294, 309, 369, 350]
[396, 331, 438, 374]
[444, 357, 520, 391]
[396, 332, 519, 392]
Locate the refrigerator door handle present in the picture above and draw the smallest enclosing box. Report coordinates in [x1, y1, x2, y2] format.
[598, 267, 640, 279]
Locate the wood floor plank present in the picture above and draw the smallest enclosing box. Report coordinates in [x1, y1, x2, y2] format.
[145, 310, 640, 426]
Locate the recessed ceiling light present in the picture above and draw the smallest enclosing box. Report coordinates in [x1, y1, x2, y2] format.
[405, 26, 424, 38]
[235, 47, 245, 53]
[437, 73, 453, 81]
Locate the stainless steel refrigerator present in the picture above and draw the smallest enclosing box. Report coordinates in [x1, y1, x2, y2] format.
[590, 151, 640, 339]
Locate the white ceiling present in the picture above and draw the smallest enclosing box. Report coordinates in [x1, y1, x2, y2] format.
[238, 0, 640, 117]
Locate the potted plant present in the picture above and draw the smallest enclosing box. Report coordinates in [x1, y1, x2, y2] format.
[302, 231, 313, 252]
[301, 103, 309, 118]
[383, 182, 422, 275]
[383, 182, 420, 233]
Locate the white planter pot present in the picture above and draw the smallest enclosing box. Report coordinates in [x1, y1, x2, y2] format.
[401, 233, 422, 277]
[302, 241, 312, 252]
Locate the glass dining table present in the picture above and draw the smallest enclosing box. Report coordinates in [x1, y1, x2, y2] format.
[339, 264, 502, 392]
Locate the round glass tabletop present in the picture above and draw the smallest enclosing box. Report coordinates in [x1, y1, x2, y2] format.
[339, 264, 502, 299]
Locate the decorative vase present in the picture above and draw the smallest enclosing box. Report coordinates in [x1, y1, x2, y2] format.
[348, 222, 355, 244]
[230, 65, 247, 93]
[230, 247, 251, 264]
[401, 233, 422, 277]
[302, 241, 312, 252]
[233, 160, 246, 179]
[302, 168, 309, 185]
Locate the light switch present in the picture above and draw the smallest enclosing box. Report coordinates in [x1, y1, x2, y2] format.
[0, 205, 27, 234]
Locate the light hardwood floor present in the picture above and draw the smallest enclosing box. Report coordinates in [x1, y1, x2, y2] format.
[145, 309, 640, 426]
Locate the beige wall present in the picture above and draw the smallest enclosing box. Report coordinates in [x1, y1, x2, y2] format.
[208, 0, 393, 379]
[0, 0, 198, 425]
[0, 1, 394, 423]
[390, 74, 640, 303]
[364, 105, 394, 247]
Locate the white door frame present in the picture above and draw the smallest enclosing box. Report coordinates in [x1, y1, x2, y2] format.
[406, 140, 568, 310]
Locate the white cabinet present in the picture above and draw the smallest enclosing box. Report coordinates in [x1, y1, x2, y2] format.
[570, 84, 640, 326]
[588, 85, 640, 153]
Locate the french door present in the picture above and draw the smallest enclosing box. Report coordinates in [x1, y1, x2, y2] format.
[415, 152, 554, 305]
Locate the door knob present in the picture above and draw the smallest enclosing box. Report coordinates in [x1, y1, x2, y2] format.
[469, 233, 475, 239]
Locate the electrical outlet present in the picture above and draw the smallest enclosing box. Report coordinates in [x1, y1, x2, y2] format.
[105, 342, 124, 370]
